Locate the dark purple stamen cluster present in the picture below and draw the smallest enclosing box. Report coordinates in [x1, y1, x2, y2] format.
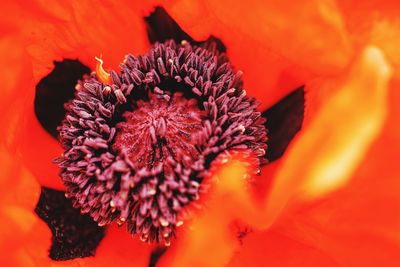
[113, 92, 204, 171]
[55, 40, 267, 245]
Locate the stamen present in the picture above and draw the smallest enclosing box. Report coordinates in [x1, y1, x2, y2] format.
[55, 40, 268, 245]
[95, 56, 111, 84]
[113, 92, 204, 171]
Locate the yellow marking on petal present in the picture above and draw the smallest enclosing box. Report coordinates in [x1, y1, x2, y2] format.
[235, 46, 390, 230]
[95, 56, 111, 84]
[175, 46, 393, 235]
[157, 47, 393, 267]
[157, 152, 255, 267]
[300, 46, 392, 199]
[255, 46, 392, 228]
[370, 19, 400, 74]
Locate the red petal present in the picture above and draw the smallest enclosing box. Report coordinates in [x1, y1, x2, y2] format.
[238, 47, 399, 267]
[164, 0, 352, 108]
[0, 147, 45, 266]
[267, 46, 391, 216]
[228, 230, 340, 267]
[22, 0, 152, 82]
[0, 32, 65, 189]
[158, 153, 256, 267]
[276, 95, 400, 266]
[78, 225, 154, 267]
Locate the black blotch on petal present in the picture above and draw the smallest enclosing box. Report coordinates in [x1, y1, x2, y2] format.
[145, 6, 226, 52]
[145, 6, 193, 44]
[202, 35, 226, 53]
[35, 187, 105, 261]
[263, 86, 305, 162]
[148, 247, 167, 267]
[34, 59, 91, 138]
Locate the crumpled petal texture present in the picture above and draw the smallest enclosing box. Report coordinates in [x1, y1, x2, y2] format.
[337, 1, 400, 74]
[226, 48, 400, 266]
[0, 147, 41, 267]
[1, 0, 400, 266]
[163, 0, 353, 109]
[158, 45, 399, 267]
[1, 1, 156, 265]
[21, 0, 151, 80]
[271, 79, 400, 267]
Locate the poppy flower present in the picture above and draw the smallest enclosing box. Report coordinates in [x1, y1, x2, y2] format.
[1, 0, 400, 267]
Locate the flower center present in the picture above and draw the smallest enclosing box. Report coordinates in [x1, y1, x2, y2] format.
[113, 92, 204, 171]
[55, 40, 268, 246]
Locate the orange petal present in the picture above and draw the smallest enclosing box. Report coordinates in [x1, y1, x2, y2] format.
[228, 229, 340, 267]
[158, 153, 255, 267]
[275, 89, 400, 266]
[300, 46, 391, 198]
[0, 32, 65, 189]
[336, 1, 400, 76]
[181, 46, 392, 236]
[264, 45, 392, 224]
[0, 146, 44, 266]
[164, 0, 352, 108]
[0, 24, 61, 267]
[20, 0, 152, 82]
[369, 19, 400, 76]
[2, 0, 158, 189]
[224, 47, 398, 266]
[77, 225, 154, 267]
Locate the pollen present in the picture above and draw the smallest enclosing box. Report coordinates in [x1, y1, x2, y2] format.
[55, 40, 268, 244]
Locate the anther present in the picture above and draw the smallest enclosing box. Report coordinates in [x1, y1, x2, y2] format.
[56, 40, 268, 246]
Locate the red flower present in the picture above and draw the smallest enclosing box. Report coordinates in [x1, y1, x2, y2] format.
[1, 0, 399, 266]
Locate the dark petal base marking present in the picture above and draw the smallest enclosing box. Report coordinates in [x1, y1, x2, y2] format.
[148, 247, 168, 267]
[145, 6, 193, 45]
[263, 86, 305, 162]
[35, 187, 105, 261]
[34, 59, 91, 138]
[145, 6, 226, 53]
[56, 40, 268, 245]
